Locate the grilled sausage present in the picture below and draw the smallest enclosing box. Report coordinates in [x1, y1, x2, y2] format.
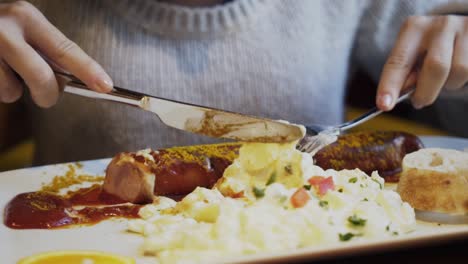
[103, 144, 240, 203]
[313, 131, 424, 182]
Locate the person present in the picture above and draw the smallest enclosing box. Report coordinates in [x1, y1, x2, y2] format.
[0, 0, 467, 164]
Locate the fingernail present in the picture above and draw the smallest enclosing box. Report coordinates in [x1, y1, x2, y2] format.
[413, 102, 423, 109]
[1, 93, 12, 103]
[380, 94, 393, 109]
[95, 75, 113, 92]
[2, 93, 18, 103]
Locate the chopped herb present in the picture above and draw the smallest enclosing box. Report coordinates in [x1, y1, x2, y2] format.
[348, 215, 367, 226]
[338, 188, 343, 193]
[386, 225, 390, 231]
[348, 177, 358, 183]
[362, 198, 369, 202]
[372, 178, 383, 189]
[339, 233, 355, 241]
[303, 184, 311, 190]
[253, 187, 265, 198]
[266, 172, 277, 186]
[392, 231, 399, 236]
[284, 164, 293, 174]
[319, 200, 329, 208]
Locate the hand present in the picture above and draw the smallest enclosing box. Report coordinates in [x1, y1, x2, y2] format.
[0, 1, 112, 107]
[376, 15, 468, 110]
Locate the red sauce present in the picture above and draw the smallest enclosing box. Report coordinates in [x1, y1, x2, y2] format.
[4, 192, 74, 229]
[68, 185, 127, 206]
[4, 185, 142, 229]
[75, 205, 141, 224]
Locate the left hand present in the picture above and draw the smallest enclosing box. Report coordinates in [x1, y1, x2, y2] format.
[376, 15, 468, 110]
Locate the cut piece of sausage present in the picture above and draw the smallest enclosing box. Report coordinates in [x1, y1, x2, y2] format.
[103, 152, 156, 204]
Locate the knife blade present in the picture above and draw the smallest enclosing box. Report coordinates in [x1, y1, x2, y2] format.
[56, 72, 305, 143]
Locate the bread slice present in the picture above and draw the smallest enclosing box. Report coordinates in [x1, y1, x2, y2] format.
[397, 148, 468, 215]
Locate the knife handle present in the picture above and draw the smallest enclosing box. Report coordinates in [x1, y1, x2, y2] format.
[55, 71, 144, 108]
[63, 82, 143, 107]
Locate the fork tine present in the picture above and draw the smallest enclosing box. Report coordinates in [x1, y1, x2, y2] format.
[297, 133, 338, 155]
[297, 89, 415, 154]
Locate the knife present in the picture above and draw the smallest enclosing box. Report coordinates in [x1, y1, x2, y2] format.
[56, 71, 305, 143]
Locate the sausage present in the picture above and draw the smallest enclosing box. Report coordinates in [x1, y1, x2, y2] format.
[103, 144, 240, 203]
[313, 131, 424, 182]
[104, 153, 156, 204]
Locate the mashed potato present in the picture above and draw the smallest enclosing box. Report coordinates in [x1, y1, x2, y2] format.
[128, 142, 415, 264]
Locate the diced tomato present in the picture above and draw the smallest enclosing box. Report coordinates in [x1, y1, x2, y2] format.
[291, 188, 310, 208]
[308, 176, 324, 185]
[307, 176, 335, 196]
[318, 176, 335, 195]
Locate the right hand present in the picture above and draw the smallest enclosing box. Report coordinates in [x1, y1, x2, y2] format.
[0, 1, 113, 107]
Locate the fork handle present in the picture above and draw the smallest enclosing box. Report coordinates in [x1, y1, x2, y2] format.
[338, 89, 415, 131]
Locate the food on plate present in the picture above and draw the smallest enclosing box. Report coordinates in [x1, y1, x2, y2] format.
[314, 131, 423, 182]
[103, 144, 239, 203]
[3, 130, 420, 231]
[17, 250, 134, 264]
[103, 131, 422, 204]
[397, 148, 468, 215]
[127, 142, 416, 263]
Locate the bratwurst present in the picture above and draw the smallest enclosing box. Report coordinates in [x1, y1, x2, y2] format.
[103, 144, 239, 203]
[314, 131, 424, 182]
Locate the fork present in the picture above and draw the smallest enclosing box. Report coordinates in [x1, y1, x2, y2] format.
[297, 89, 415, 155]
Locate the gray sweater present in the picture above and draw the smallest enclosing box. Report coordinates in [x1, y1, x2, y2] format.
[26, 0, 468, 164]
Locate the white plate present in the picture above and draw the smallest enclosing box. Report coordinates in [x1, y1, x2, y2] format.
[1, 136, 467, 264]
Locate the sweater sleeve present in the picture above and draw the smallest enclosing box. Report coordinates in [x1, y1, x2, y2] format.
[354, 0, 468, 83]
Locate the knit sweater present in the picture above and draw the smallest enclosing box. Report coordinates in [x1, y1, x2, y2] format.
[24, 0, 468, 164]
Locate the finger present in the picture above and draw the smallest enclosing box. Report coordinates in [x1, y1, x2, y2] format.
[1, 35, 59, 108]
[403, 70, 418, 90]
[0, 60, 23, 103]
[445, 32, 468, 90]
[377, 16, 427, 111]
[413, 19, 457, 109]
[22, 6, 112, 92]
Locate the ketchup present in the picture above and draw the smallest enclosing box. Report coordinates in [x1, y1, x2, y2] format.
[4, 185, 142, 229]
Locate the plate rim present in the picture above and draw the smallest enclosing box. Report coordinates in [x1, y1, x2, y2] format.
[221, 227, 468, 263]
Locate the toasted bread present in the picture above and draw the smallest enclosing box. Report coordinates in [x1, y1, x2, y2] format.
[397, 148, 468, 215]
